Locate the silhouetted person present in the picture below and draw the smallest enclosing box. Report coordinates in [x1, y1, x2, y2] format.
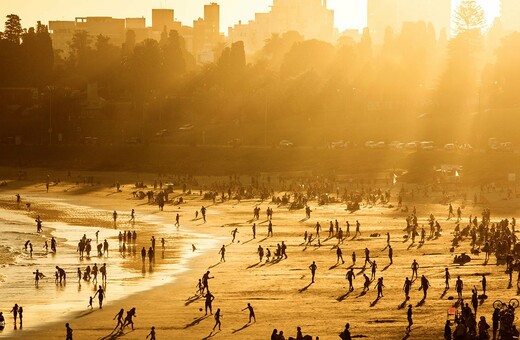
[213, 308, 221, 331]
[346, 269, 355, 292]
[113, 308, 124, 329]
[403, 277, 412, 300]
[388, 245, 393, 264]
[481, 274, 487, 295]
[309, 261, 317, 283]
[456, 276, 463, 300]
[252, 223, 256, 239]
[219, 245, 226, 262]
[340, 323, 352, 340]
[121, 307, 136, 330]
[337, 247, 345, 264]
[231, 228, 238, 242]
[205, 291, 215, 315]
[445, 268, 451, 289]
[444, 320, 452, 340]
[242, 303, 256, 323]
[406, 305, 413, 332]
[93, 285, 105, 309]
[66, 323, 73, 340]
[411, 260, 419, 280]
[146, 326, 156, 340]
[10, 304, 18, 324]
[420, 275, 430, 299]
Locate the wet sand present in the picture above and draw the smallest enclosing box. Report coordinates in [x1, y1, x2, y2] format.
[0, 169, 519, 339]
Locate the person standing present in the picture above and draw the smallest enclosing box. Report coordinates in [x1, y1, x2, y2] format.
[403, 277, 412, 300]
[205, 291, 215, 315]
[411, 260, 419, 280]
[252, 223, 256, 239]
[456, 276, 464, 300]
[309, 261, 317, 283]
[10, 304, 18, 324]
[388, 245, 393, 264]
[375, 277, 385, 298]
[445, 268, 451, 289]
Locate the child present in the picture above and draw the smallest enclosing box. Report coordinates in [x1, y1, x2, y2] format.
[88, 296, 93, 309]
[146, 326, 156, 340]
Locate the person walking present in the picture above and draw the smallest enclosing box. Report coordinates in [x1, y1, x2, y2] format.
[406, 305, 413, 333]
[212, 308, 221, 331]
[66, 323, 73, 340]
[242, 303, 256, 323]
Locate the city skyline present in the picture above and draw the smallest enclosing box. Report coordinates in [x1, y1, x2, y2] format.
[0, 0, 501, 34]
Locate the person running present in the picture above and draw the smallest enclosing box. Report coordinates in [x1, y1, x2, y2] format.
[121, 307, 136, 330]
[205, 291, 215, 315]
[406, 305, 413, 332]
[93, 285, 105, 309]
[411, 260, 419, 280]
[66, 323, 73, 340]
[213, 308, 221, 331]
[346, 269, 355, 292]
[146, 326, 156, 340]
[219, 245, 226, 262]
[445, 268, 451, 289]
[420, 275, 430, 299]
[113, 308, 124, 329]
[309, 261, 317, 283]
[242, 303, 256, 323]
[336, 247, 345, 264]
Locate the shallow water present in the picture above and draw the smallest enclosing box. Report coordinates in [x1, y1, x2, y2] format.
[0, 197, 218, 337]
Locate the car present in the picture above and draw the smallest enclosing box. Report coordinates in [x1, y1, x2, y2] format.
[374, 141, 386, 149]
[179, 124, 194, 131]
[227, 138, 242, 147]
[155, 129, 169, 137]
[500, 142, 513, 152]
[279, 140, 294, 147]
[364, 141, 376, 148]
[420, 141, 434, 150]
[444, 143, 456, 151]
[405, 142, 418, 150]
[330, 140, 347, 149]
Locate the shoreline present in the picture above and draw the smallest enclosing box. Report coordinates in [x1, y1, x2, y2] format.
[0, 187, 222, 339]
[1, 167, 520, 339]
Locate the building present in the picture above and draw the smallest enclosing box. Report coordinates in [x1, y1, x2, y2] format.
[367, 0, 451, 44]
[48, 21, 76, 52]
[192, 3, 223, 63]
[501, 0, 520, 32]
[228, 0, 334, 54]
[75, 17, 126, 46]
[152, 9, 175, 32]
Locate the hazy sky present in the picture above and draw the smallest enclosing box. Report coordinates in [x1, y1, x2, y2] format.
[0, 0, 501, 33]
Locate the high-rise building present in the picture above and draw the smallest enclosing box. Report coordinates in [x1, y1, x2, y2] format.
[501, 0, 520, 32]
[152, 9, 175, 32]
[229, 0, 334, 54]
[367, 0, 451, 43]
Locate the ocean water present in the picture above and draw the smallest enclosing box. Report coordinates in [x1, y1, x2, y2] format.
[0, 197, 218, 337]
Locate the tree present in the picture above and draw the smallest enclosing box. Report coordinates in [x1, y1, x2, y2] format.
[454, 0, 485, 35]
[4, 14, 23, 45]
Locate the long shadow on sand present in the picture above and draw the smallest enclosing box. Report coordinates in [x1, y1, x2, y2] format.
[99, 328, 132, 340]
[232, 323, 251, 334]
[185, 294, 202, 306]
[370, 296, 381, 307]
[247, 262, 261, 269]
[337, 291, 351, 302]
[208, 262, 222, 269]
[184, 315, 209, 329]
[202, 330, 220, 339]
[299, 282, 313, 293]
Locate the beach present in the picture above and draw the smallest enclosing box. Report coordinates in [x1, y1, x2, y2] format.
[0, 168, 518, 339]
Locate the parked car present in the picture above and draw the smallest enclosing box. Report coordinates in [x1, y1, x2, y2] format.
[420, 141, 435, 150]
[279, 140, 294, 147]
[330, 140, 347, 149]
